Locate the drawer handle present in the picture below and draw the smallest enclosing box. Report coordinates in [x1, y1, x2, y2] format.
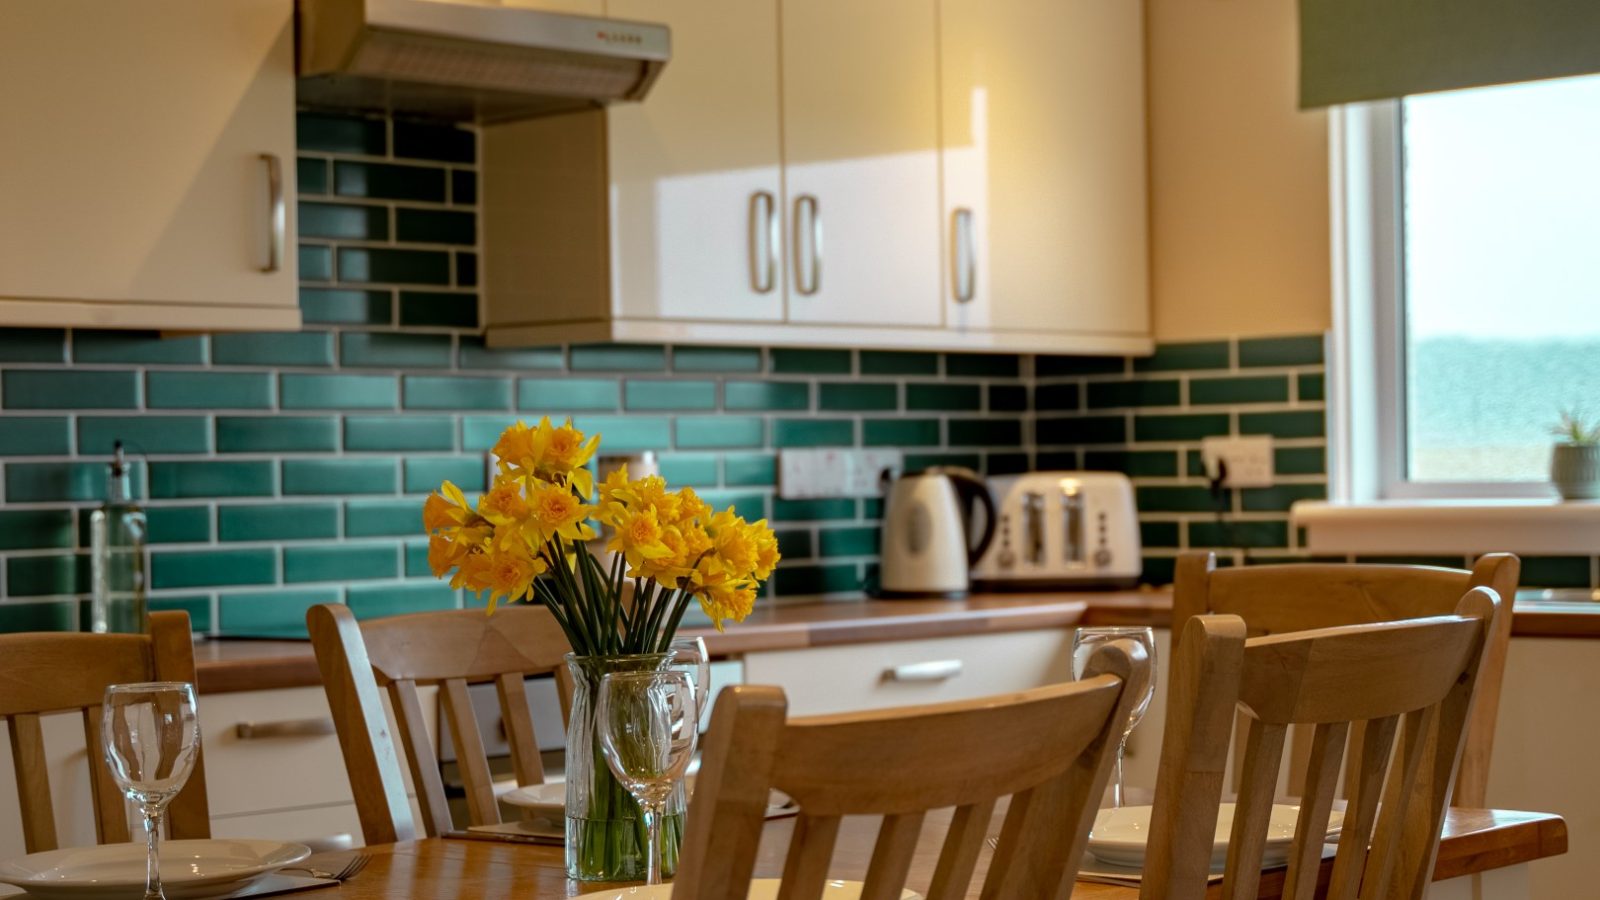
[234, 718, 336, 740]
[884, 660, 964, 682]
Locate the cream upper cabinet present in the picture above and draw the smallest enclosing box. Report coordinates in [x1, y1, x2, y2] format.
[0, 0, 299, 332]
[940, 0, 1150, 347]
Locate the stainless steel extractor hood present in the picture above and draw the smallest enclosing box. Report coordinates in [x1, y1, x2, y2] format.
[297, 0, 670, 123]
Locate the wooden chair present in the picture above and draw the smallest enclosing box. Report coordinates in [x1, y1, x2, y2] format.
[1142, 588, 1500, 900]
[674, 639, 1150, 900]
[1173, 551, 1518, 807]
[306, 602, 573, 845]
[0, 611, 209, 852]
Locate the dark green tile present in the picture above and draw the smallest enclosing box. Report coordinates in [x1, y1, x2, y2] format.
[399, 291, 478, 328]
[1134, 340, 1230, 372]
[819, 383, 896, 411]
[461, 415, 519, 451]
[393, 120, 475, 162]
[285, 545, 396, 583]
[1519, 556, 1594, 589]
[657, 455, 719, 487]
[986, 452, 1032, 475]
[150, 595, 213, 632]
[988, 385, 1029, 412]
[1084, 450, 1180, 478]
[722, 454, 776, 487]
[73, 331, 205, 364]
[218, 503, 339, 542]
[772, 498, 856, 521]
[451, 170, 477, 206]
[6, 462, 144, 503]
[297, 112, 386, 155]
[403, 375, 510, 410]
[405, 456, 486, 494]
[1241, 483, 1327, 512]
[862, 498, 885, 519]
[860, 351, 937, 376]
[626, 380, 715, 411]
[145, 507, 211, 544]
[213, 331, 337, 367]
[672, 346, 762, 373]
[341, 332, 452, 369]
[696, 491, 768, 520]
[297, 157, 329, 194]
[519, 378, 618, 412]
[79, 416, 208, 455]
[1239, 335, 1324, 367]
[1036, 416, 1126, 445]
[951, 418, 1022, 446]
[775, 529, 813, 559]
[4, 370, 138, 409]
[1274, 446, 1327, 475]
[7, 554, 84, 596]
[299, 201, 387, 240]
[1035, 449, 1081, 469]
[863, 419, 940, 447]
[774, 563, 861, 596]
[0, 509, 74, 550]
[570, 344, 667, 372]
[1033, 383, 1079, 411]
[819, 526, 878, 557]
[1036, 355, 1126, 377]
[338, 247, 450, 284]
[152, 548, 276, 589]
[773, 419, 853, 447]
[771, 348, 850, 374]
[345, 416, 454, 451]
[1140, 521, 1181, 548]
[458, 338, 563, 371]
[569, 415, 670, 451]
[1354, 555, 1470, 567]
[218, 588, 340, 639]
[455, 251, 477, 287]
[335, 161, 445, 202]
[1136, 486, 1222, 513]
[905, 452, 981, 473]
[150, 461, 273, 498]
[1141, 556, 1177, 586]
[946, 353, 1019, 378]
[283, 458, 397, 495]
[1088, 379, 1181, 409]
[396, 208, 475, 245]
[300, 289, 392, 326]
[0, 600, 83, 632]
[1187, 520, 1290, 549]
[217, 416, 339, 453]
[675, 416, 763, 449]
[0, 418, 71, 455]
[0, 328, 66, 362]
[1240, 411, 1325, 439]
[300, 244, 333, 281]
[725, 381, 808, 410]
[281, 373, 397, 409]
[347, 583, 458, 618]
[1190, 375, 1289, 406]
[1298, 373, 1325, 402]
[146, 372, 274, 409]
[905, 384, 979, 411]
[1134, 413, 1231, 442]
[404, 540, 431, 577]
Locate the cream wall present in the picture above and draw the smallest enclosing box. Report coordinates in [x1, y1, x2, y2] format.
[1146, 0, 1333, 340]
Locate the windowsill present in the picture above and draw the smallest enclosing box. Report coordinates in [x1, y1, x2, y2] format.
[1291, 498, 1600, 555]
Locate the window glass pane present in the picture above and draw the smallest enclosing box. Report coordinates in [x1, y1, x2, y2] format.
[1402, 74, 1600, 481]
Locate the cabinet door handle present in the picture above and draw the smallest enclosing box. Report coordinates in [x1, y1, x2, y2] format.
[748, 190, 777, 294]
[950, 207, 975, 303]
[792, 194, 822, 295]
[260, 153, 285, 274]
[234, 717, 335, 739]
[884, 660, 964, 682]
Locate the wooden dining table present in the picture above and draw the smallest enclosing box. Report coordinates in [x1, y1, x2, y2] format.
[303, 806, 1566, 899]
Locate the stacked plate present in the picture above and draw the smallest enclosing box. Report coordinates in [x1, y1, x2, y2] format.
[0, 839, 310, 900]
[1087, 803, 1344, 869]
[573, 881, 919, 900]
[502, 776, 798, 820]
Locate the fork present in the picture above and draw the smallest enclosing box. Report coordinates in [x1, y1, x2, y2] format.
[284, 854, 372, 882]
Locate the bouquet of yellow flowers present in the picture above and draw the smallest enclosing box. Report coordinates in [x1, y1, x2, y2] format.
[423, 418, 779, 655]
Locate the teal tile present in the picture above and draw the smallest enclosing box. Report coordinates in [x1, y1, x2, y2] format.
[657, 456, 719, 487]
[299, 201, 388, 240]
[73, 331, 205, 365]
[1239, 411, 1325, 439]
[1037, 355, 1126, 377]
[79, 416, 209, 455]
[404, 540, 431, 577]
[281, 373, 397, 409]
[394, 120, 475, 163]
[145, 507, 211, 544]
[1084, 450, 1180, 478]
[335, 161, 445, 202]
[626, 380, 715, 411]
[345, 416, 454, 451]
[396, 208, 475, 244]
[4, 371, 138, 409]
[905, 452, 981, 472]
[0, 509, 74, 550]
[1133, 413, 1231, 442]
[773, 498, 856, 521]
[0, 328, 66, 362]
[1239, 335, 1324, 367]
[297, 157, 329, 195]
[455, 251, 477, 287]
[860, 351, 937, 376]
[945, 353, 1019, 378]
[1036, 416, 1126, 445]
[906, 384, 980, 411]
[697, 491, 768, 519]
[0, 600, 83, 632]
[282, 458, 397, 495]
[570, 344, 667, 372]
[151, 548, 276, 589]
[459, 338, 563, 371]
[1088, 379, 1181, 409]
[146, 372, 274, 409]
[950, 418, 1021, 446]
[346, 499, 426, 537]
[405, 456, 486, 494]
[298, 112, 386, 155]
[1187, 520, 1289, 549]
[213, 331, 336, 367]
[1519, 556, 1594, 589]
[300, 289, 392, 326]
[775, 529, 814, 559]
[1275, 446, 1326, 475]
[1136, 486, 1220, 513]
[300, 244, 333, 281]
[771, 348, 850, 374]
[7, 554, 85, 596]
[672, 346, 762, 373]
[341, 332, 452, 368]
[461, 415, 519, 451]
[218, 588, 340, 639]
[725, 381, 808, 410]
[774, 563, 860, 596]
[1033, 383, 1079, 411]
[820, 383, 897, 411]
[863, 419, 939, 447]
[217, 416, 339, 453]
[451, 170, 477, 206]
[0, 418, 71, 455]
[285, 545, 396, 583]
[675, 416, 763, 449]
[1189, 375, 1289, 406]
[723, 454, 776, 487]
[151, 461, 273, 498]
[150, 595, 213, 632]
[338, 247, 450, 284]
[819, 526, 878, 558]
[219, 504, 339, 542]
[399, 291, 478, 329]
[1134, 340, 1230, 372]
[519, 378, 618, 412]
[346, 582, 458, 618]
[1298, 373, 1325, 402]
[569, 415, 670, 451]
[7, 462, 145, 503]
[404, 375, 510, 410]
[1141, 521, 1181, 548]
[1241, 484, 1327, 512]
[774, 419, 853, 447]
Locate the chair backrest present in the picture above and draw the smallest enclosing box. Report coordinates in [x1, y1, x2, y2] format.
[675, 640, 1150, 900]
[1143, 588, 1500, 900]
[0, 611, 209, 853]
[306, 602, 572, 844]
[1173, 551, 1518, 806]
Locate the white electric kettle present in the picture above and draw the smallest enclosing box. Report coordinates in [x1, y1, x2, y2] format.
[879, 466, 997, 598]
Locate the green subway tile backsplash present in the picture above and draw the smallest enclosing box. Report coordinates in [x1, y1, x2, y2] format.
[285, 545, 397, 583]
[151, 549, 276, 590]
[859, 351, 938, 376]
[5, 370, 138, 409]
[457, 339, 563, 372]
[404, 457, 486, 494]
[219, 504, 339, 542]
[0, 509, 74, 551]
[281, 373, 397, 410]
[0, 328, 67, 363]
[344, 416, 454, 451]
[282, 458, 397, 495]
[771, 348, 850, 375]
[217, 416, 340, 453]
[1238, 335, 1324, 368]
[213, 331, 337, 367]
[300, 289, 393, 327]
[345, 499, 425, 537]
[342, 332, 452, 369]
[627, 380, 716, 411]
[819, 383, 897, 411]
[79, 417, 209, 455]
[570, 344, 666, 372]
[672, 346, 762, 373]
[725, 381, 808, 410]
[0, 418, 71, 456]
[147, 371, 274, 409]
[150, 461, 273, 499]
[520, 378, 618, 412]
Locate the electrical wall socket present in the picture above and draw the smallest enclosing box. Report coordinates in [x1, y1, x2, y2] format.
[778, 449, 904, 499]
[1200, 436, 1274, 488]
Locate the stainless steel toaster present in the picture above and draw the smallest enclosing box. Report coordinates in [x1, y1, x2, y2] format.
[971, 471, 1141, 590]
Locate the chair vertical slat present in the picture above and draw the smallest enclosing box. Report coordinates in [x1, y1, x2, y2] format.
[82, 705, 131, 844]
[149, 610, 210, 839]
[494, 672, 545, 787]
[1222, 718, 1287, 900]
[440, 677, 499, 826]
[861, 812, 925, 900]
[924, 799, 995, 900]
[1284, 721, 1315, 796]
[1359, 705, 1437, 900]
[1327, 714, 1401, 900]
[389, 679, 453, 837]
[1341, 719, 1370, 799]
[1283, 720, 1349, 900]
[777, 813, 841, 900]
[9, 712, 58, 853]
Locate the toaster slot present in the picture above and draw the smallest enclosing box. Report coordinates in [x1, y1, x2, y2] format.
[1024, 491, 1045, 565]
[1062, 483, 1084, 565]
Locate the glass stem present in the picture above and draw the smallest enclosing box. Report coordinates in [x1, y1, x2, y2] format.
[643, 801, 662, 885]
[1112, 739, 1128, 809]
[142, 803, 164, 900]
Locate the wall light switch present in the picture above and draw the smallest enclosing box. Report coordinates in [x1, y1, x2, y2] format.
[1200, 436, 1274, 488]
[779, 449, 904, 499]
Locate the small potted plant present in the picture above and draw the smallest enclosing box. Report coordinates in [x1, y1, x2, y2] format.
[1549, 409, 1600, 500]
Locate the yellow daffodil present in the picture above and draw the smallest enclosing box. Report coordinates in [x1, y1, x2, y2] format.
[525, 479, 595, 543]
[423, 480, 477, 534]
[608, 506, 674, 569]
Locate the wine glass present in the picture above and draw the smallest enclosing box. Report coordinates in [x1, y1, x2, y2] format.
[1071, 626, 1156, 808]
[103, 682, 201, 900]
[667, 636, 711, 725]
[597, 670, 698, 885]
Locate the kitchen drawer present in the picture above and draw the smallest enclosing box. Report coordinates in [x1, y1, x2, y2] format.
[740, 629, 1075, 717]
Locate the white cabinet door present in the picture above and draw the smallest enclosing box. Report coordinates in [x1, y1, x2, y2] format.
[780, 0, 943, 327]
[607, 0, 785, 323]
[0, 0, 299, 330]
[940, 0, 1148, 338]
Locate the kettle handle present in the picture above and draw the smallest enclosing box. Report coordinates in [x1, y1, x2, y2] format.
[939, 468, 997, 567]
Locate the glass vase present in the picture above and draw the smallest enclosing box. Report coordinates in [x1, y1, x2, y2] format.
[565, 653, 687, 882]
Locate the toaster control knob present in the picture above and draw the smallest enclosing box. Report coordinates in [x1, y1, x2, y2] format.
[1093, 547, 1112, 568]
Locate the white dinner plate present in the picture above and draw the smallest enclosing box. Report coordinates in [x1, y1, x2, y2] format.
[572, 880, 919, 899]
[0, 839, 311, 900]
[1087, 803, 1343, 868]
[503, 777, 796, 819]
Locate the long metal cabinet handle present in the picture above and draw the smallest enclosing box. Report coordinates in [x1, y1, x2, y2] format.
[884, 660, 964, 682]
[748, 191, 777, 293]
[234, 717, 335, 739]
[951, 207, 975, 303]
[260, 153, 285, 274]
[793, 194, 822, 295]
